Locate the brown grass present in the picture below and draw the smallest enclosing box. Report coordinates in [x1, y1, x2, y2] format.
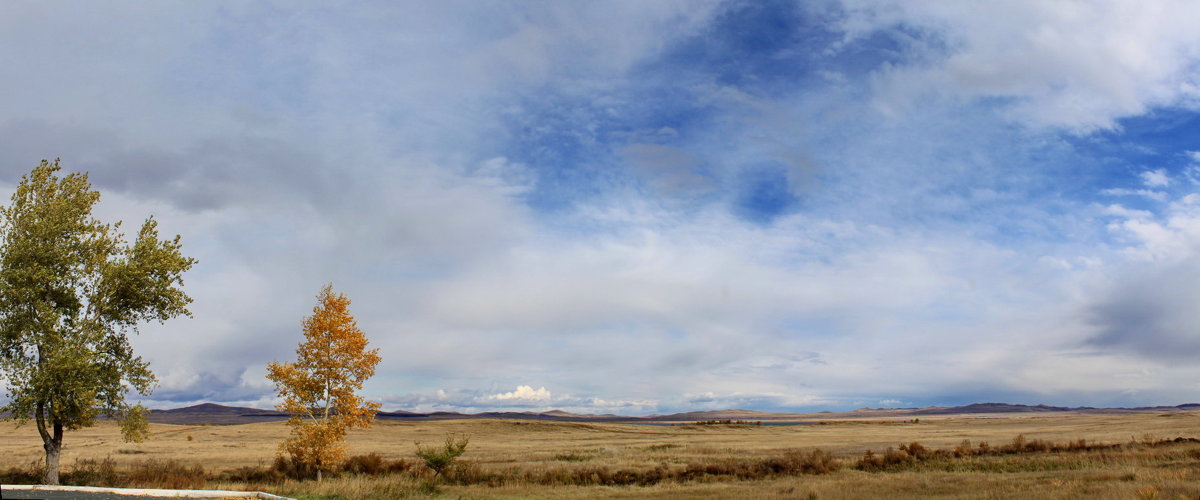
[1, 411, 1199, 498]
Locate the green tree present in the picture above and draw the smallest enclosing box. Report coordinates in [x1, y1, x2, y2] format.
[0, 159, 196, 485]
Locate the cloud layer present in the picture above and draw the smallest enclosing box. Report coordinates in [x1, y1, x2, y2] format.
[2, 1, 1200, 413]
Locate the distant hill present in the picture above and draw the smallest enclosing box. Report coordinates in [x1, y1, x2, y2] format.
[911, 403, 1082, 415]
[148, 403, 287, 425]
[122, 401, 1200, 426]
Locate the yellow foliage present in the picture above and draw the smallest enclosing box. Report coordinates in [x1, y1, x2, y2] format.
[267, 284, 381, 478]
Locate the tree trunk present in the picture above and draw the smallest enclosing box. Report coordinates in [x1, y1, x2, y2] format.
[317, 468, 323, 482]
[35, 402, 64, 485]
[44, 434, 62, 485]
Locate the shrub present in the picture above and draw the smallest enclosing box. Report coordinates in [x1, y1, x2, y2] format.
[855, 447, 915, 472]
[762, 449, 840, 475]
[64, 457, 121, 487]
[999, 434, 1052, 454]
[683, 449, 840, 480]
[219, 465, 284, 483]
[271, 454, 316, 480]
[125, 459, 206, 489]
[854, 434, 1154, 473]
[554, 452, 593, 462]
[342, 453, 411, 475]
[415, 433, 470, 477]
[0, 461, 42, 485]
[342, 452, 384, 475]
[645, 443, 679, 451]
[900, 442, 933, 460]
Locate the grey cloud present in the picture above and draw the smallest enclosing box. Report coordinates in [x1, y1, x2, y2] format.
[0, 119, 121, 179]
[151, 370, 273, 403]
[6, 0, 1200, 415]
[622, 143, 715, 197]
[848, 0, 1200, 131]
[1084, 260, 1200, 360]
[89, 136, 337, 212]
[680, 393, 821, 412]
[0, 118, 337, 213]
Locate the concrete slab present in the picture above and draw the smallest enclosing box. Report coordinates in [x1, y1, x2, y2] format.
[0, 485, 293, 500]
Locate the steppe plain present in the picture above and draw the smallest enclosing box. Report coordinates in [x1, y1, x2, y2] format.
[2, 407, 1200, 499]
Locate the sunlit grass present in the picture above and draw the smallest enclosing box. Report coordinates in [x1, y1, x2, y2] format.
[1, 412, 1199, 498]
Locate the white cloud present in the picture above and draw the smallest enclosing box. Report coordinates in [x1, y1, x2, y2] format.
[1101, 188, 1167, 201]
[485, 385, 552, 402]
[5, 1, 1200, 415]
[1141, 169, 1171, 187]
[844, 0, 1200, 131]
[1102, 204, 1153, 220]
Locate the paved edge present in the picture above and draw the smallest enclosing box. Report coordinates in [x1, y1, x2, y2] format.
[0, 484, 294, 499]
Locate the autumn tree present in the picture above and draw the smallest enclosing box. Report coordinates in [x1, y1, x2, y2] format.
[267, 285, 381, 481]
[0, 159, 195, 485]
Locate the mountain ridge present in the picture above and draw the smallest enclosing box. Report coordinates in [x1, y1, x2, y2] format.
[127, 402, 1200, 425]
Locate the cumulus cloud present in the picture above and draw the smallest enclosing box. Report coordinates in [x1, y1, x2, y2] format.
[379, 387, 656, 414]
[1081, 189, 1200, 362]
[486, 386, 552, 402]
[1141, 169, 1171, 188]
[843, 0, 1200, 131]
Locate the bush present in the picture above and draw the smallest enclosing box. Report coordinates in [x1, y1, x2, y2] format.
[0, 461, 42, 485]
[219, 465, 284, 483]
[762, 449, 840, 475]
[855, 447, 916, 472]
[682, 449, 840, 480]
[271, 454, 316, 480]
[125, 459, 206, 489]
[64, 457, 121, 487]
[553, 452, 593, 462]
[854, 434, 1146, 473]
[342, 453, 411, 475]
[415, 434, 470, 477]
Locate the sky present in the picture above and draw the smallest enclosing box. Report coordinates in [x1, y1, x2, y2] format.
[2, 1, 1200, 414]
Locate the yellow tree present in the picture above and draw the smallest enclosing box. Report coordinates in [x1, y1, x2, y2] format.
[267, 284, 381, 481]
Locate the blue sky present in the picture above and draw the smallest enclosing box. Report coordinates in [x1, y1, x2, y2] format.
[2, 1, 1200, 414]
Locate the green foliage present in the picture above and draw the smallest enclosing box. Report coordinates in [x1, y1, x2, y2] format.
[119, 404, 151, 444]
[414, 433, 470, 477]
[0, 159, 195, 484]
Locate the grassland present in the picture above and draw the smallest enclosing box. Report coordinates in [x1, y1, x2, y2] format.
[2, 411, 1199, 498]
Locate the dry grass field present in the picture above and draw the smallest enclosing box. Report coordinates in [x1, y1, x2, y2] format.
[2, 411, 1200, 499]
